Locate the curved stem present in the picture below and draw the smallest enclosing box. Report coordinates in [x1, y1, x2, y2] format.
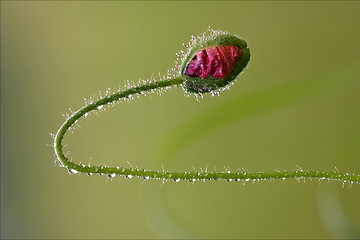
[53, 77, 360, 185]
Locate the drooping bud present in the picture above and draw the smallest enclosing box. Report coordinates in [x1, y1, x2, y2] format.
[179, 29, 250, 93]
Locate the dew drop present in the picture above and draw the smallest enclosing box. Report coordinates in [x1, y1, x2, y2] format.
[57, 159, 64, 167]
[125, 175, 133, 179]
[97, 105, 103, 110]
[84, 112, 89, 117]
[108, 173, 116, 178]
[173, 178, 180, 182]
[69, 169, 78, 174]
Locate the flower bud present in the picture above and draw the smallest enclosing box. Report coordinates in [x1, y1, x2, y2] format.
[180, 29, 250, 93]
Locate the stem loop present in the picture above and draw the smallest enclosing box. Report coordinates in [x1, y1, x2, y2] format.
[53, 78, 360, 185]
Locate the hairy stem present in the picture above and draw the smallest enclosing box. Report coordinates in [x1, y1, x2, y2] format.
[53, 78, 360, 185]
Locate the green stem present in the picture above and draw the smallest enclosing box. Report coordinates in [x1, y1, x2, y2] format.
[53, 77, 360, 185]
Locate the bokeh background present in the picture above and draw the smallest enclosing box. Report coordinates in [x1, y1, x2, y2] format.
[1, 1, 360, 239]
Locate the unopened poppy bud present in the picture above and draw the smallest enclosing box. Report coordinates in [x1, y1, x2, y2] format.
[180, 29, 250, 93]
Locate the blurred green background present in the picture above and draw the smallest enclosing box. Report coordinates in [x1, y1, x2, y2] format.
[1, 1, 360, 239]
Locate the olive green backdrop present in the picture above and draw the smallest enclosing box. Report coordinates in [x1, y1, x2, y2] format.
[1, 1, 360, 239]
